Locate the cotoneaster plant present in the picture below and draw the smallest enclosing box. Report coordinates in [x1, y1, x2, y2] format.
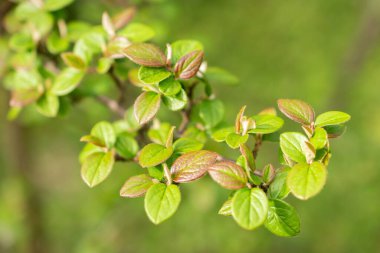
[1, 1, 351, 237]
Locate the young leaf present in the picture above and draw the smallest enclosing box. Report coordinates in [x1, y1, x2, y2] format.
[138, 66, 171, 84]
[148, 166, 164, 180]
[287, 162, 327, 200]
[91, 121, 116, 149]
[232, 188, 268, 230]
[118, 22, 155, 43]
[81, 151, 115, 187]
[264, 199, 300, 237]
[123, 43, 166, 67]
[239, 144, 256, 171]
[80, 135, 105, 147]
[277, 99, 315, 125]
[247, 115, 284, 134]
[134, 91, 161, 125]
[198, 99, 224, 129]
[262, 164, 275, 184]
[218, 198, 232, 216]
[51, 68, 85, 96]
[173, 138, 203, 154]
[144, 183, 181, 224]
[315, 111, 351, 127]
[174, 50, 204, 79]
[120, 174, 153, 198]
[280, 132, 311, 163]
[324, 124, 347, 138]
[61, 52, 86, 70]
[170, 40, 203, 64]
[162, 88, 188, 111]
[139, 143, 173, 168]
[158, 76, 182, 96]
[44, 0, 74, 11]
[212, 127, 235, 142]
[148, 122, 172, 145]
[171, 150, 219, 183]
[225, 133, 249, 149]
[310, 127, 328, 150]
[36, 92, 59, 118]
[268, 167, 291, 199]
[209, 161, 248, 189]
[235, 105, 246, 133]
[115, 133, 139, 159]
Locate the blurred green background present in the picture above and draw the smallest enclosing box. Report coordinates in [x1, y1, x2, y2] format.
[1, 0, 380, 252]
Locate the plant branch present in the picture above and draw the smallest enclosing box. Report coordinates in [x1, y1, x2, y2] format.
[178, 82, 197, 134]
[252, 134, 262, 159]
[109, 67, 127, 106]
[95, 95, 125, 117]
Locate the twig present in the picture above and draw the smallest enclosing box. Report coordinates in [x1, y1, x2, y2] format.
[95, 95, 125, 117]
[252, 134, 262, 159]
[109, 67, 127, 105]
[178, 82, 197, 134]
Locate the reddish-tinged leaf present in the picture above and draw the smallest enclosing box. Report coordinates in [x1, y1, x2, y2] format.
[134, 91, 161, 125]
[277, 99, 315, 125]
[10, 88, 42, 107]
[171, 150, 220, 183]
[235, 105, 246, 133]
[120, 174, 153, 198]
[174, 50, 204, 79]
[123, 43, 166, 67]
[80, 135, 106, 147]
[112, 7, 136, 30]
[208, 161, 248, 190]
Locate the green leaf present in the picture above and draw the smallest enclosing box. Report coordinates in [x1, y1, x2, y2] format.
[226, 133, 249, 149]
[209, 161, 247, 189]
[118, 22, 155, 42]
[51, 68, 85, 96]
[74, 31, 106, 63]
[315, 111, 351, 127]
[158, 76, 182, 96]
[9, 33, 35, 52]
[10, 88, 42, 107]
[310, 127, 328, 150]
[139, 143, 173, 168]
[97, 57, 113, 74]
[239, 144, 256, 171]
[61, 52, 86, 70]
[115, 133, 139, 159]
[162, 88, 188, 111]
[280, 132, 311, 163]
[123, 43, 166, 67]
[248, 115, 284, 134]
[324, 124, 347, 138]
[148, 166, 164, 180]
[80, 135, 105, 147]
[124, 107, 140, 132]
[35, 92, 59, 118]
[44, 0, 74, 11]
[232, 188, 268, 230]
[171, 150, 219, 183]
[148, 122, 172, 145]
[134, 91, 161, 125]
[211, 127, 235, 142]
[264, 199, 300, 237]
[79, 142, 104, 162]
[138, 66, 171, 84]
[277, 99, 315, 125]
[262, 164, 275, 184]
[170, 40, 203, 64]
[268, 167, 291, 199]
[198, 99, 224, 129]
[287, 162, 327, 200]
[120, 174, 153, 198]
[173, 138, 203, 154]
[91, 121, 116, 149]
[174, 50, 204, 79]
[81, 151, 115, 187]
[204, 67, 239, 85]
[144, 183, 181, 224]
[46, 32, 69, 54]
[218, 198, 232, 216]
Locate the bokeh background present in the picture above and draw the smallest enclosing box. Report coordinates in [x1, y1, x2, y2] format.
[1, 0, 380, 252]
